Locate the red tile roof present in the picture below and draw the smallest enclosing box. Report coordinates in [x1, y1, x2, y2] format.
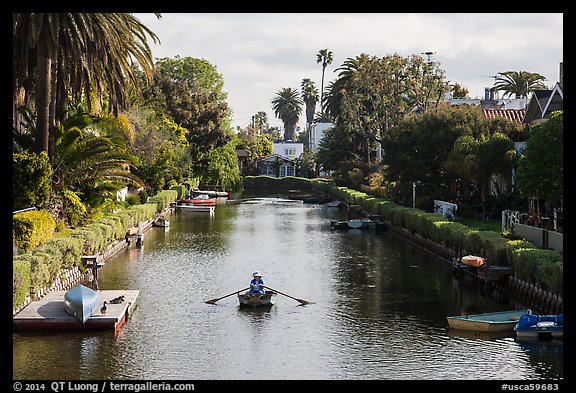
[482, 108, 525, 124]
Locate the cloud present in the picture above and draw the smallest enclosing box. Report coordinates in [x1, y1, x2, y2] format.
[135, 12, 563, 129]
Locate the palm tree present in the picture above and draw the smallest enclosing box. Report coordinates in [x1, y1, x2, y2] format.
[493, 71, 547, 98]
[13, 13, 160, 159]
[52, 108, 142, 209]
[253, 111, 269, 135]
[316, 49, 333, 114]
[300, 78, 319, 150]
[271, 88, 303, 141]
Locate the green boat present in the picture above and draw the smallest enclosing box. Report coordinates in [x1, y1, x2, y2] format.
[238, 291, 277, 307]
[447, 309, 532, 332]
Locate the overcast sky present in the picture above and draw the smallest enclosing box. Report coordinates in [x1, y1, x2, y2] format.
[134, 13, 563, 131]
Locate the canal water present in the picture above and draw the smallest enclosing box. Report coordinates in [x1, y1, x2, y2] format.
[12, 193, 563, 381]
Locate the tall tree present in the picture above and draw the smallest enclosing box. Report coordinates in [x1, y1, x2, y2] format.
[447, 132, 516, 218]
[253, 111, 269, 135]
[271, 87, 303, 141]
[516, 111, 563, 204]
[13, 13, 160, 159]
[493, 71, 547, 98]
[300, 78, 319, 150]
[316, 49, 333, 114]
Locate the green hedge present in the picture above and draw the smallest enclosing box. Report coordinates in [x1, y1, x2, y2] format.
[308, 179, 563, 295]
[13, 210, 56, 253]
[148, 189, 178, 212]
[12, 188, 174, 309]
[13, 256, 31, 309]
[169, 185, 188, 200]
[243, 176, 312, 187]
[511, 248, 563, 294]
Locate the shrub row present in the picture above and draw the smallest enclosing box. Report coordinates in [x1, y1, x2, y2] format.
[12, 189, 180, 310]
[310, 178, 563, 295]
[243, 175, 313, 188]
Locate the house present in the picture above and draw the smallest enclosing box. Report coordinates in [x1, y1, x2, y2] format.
[256, 154, 296, 177]
[253, 142, 304, 178]
[236, 149, 249, 175]
[273, 141, 304, 158]
[522, 82, 563, 126]
[310, 122, 334, 153]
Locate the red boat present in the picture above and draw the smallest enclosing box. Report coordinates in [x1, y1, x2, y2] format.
[179, 194, 216, 206]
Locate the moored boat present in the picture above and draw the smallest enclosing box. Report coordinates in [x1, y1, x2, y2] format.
[514, 313, 563, 339]
[447, 309, 531, 332]
[176, 202, 215, 213]
[330, 219, 385, 230]
[63, 284, 101, 323]
[191, 189, 229, 198]
[238, 291, 277, 307]
[152, 217, 170, 227]
[179, 194, 217, 206]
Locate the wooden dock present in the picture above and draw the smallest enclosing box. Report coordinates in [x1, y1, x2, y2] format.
[13, 289, 139, 333]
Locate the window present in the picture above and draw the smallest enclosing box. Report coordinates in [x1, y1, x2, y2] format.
[279, 165, 294, 177]
[284, 148, 296, 156]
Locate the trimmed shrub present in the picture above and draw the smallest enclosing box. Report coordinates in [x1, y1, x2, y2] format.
[13, 210, 56, 252]
[148, 189, 178, 213]
[13, 256, 31, 310]
[512, 248, 563, 294]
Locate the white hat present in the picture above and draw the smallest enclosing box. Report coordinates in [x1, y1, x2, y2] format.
[252, 271, 262, 277]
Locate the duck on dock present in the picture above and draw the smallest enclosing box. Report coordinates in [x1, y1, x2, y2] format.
[100, 301, 107, 315]
[109, 295, 125, 304]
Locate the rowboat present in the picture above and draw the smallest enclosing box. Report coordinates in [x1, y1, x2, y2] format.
[447, 309, 532, 332]
[514, 313, 563, 339]
[238, 291, 277, 307]
[63, 284, 101, 323]
[461, 255, 485, 267]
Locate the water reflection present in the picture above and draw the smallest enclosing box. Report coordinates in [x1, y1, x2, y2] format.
[13, 194, 562, 380]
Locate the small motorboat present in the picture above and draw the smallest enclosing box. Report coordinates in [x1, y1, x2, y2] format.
[514, 313, 563, 340]
[447, 309, 532, 332]
[238, 291, 277, 307]
[330, 219, 385, 230]
[179, 194, 217, 206]
[461, 255, 485, 267]
[63, 284, 101, 323]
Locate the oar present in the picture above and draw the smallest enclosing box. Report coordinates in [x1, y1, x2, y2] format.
[206, 287, 250, 304]
[263, 285, 310, 305]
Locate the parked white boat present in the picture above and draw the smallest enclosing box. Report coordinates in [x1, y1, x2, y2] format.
[176, 203, 215, 213]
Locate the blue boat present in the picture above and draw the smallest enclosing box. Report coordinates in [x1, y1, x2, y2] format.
[64, 284, 100, 323]
[514, 313, 563, 340]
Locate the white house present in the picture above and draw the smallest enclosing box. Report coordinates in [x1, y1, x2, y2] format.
[310, 122, 334, 153]
[273, 141, 304, 158]
[256, 154, 296, 177]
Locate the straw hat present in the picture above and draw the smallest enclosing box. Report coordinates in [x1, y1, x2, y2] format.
[252, 271, 262, 277]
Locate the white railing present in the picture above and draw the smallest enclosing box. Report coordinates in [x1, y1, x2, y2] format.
[502, 210, 520, 233]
